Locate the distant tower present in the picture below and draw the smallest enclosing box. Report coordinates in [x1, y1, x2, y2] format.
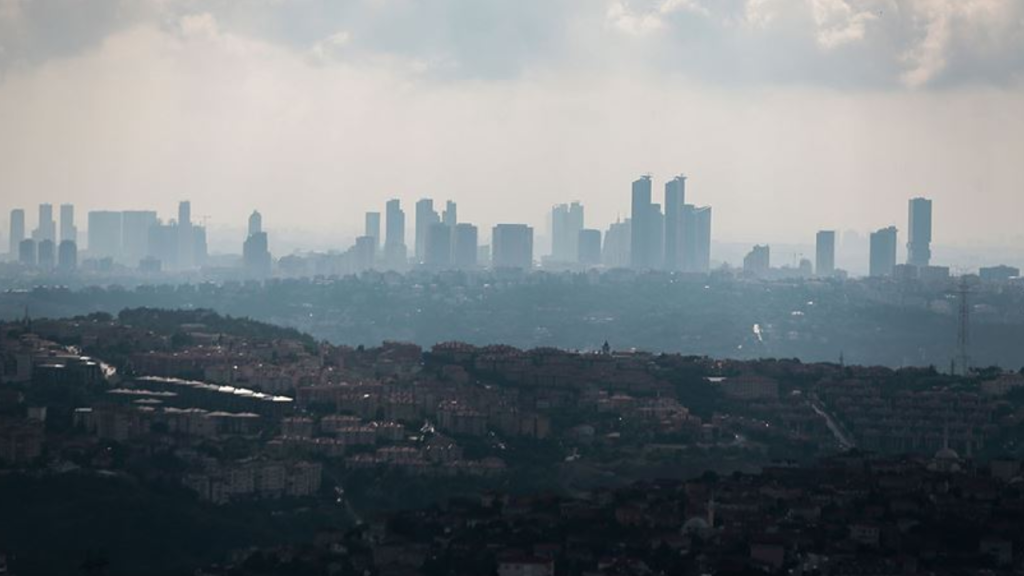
[907, 197, 933, 268]
[8, 209, 25, 257]
[956, 277, 971, 376]
[869, 226, 898, 278]
[248, 210, 262, 236]
[664, 175, 686, 271]
[364, 211, 381, 249]
[59, 203, 77, 244]
[384, 199, 407, 268]
[815, 230, 836, 277]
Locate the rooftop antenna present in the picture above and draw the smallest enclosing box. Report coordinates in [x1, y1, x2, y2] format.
[956, 276, 971, 377]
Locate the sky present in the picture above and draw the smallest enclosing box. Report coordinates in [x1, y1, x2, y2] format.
[1, 0, 1023, 256]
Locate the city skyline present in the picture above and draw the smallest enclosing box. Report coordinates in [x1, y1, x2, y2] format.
[0, 3, 1022, 251]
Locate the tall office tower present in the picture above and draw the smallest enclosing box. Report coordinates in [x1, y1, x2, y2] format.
[492, 224, 533, 270]
[243, 231, 272, 278]
[453, 223, 479, 269]
[121, 211, 157, 266]
[37, 239, 55, 270]
[353, 236, 376, 271]
[249, 210, 263, 236]
[424, 222, 453, 269]
[663, 175, 686, 271]
[651, 203, 664, 268]
[384, 199, 407, 267]
[18, 239, 37, 266]
[442, 200, 457, 227]
[33, 203, 56, 243]
[87, 211, 123, 259]
[743, 245, 771, 275]
[364, 212, 381, 249]
[192, 225, 208, 268]
[177, 200, 194, 269]
[550, 202, 584, 263]
[907, 197, 932, 268]
[59, 204, 77, 244]
[415, 199, 439, 263]
[815, 230, 836, 276]
[578, 229, 602, 267]
[630, 175, 653, 269]
[690, 206, 712, 273]
[58, 240, 77, 272]
[869, 226, 898, 277]
[147, 221, 178, 269]
[603, 218, 631, 268]
[9, 209, 25, 257]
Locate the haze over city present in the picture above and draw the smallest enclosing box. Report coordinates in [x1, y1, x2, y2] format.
[3, 3, 1024, 576]
[2, 0, 1023, 255]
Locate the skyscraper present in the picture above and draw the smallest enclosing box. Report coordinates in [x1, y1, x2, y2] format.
[365, 212, 381, 249]
[743, 245, 771, 276]
[630, 175, 653, 269]
[59, 204, 77, 244]
[32, 203, 56, 243]
[603, 218, 631, 268]
[907, 197, 932, 268]
[8, 209, 25, 258]
[690, 206, 712, 273]
[492, 224, 533, 270]
[663, 175, 686, 271]
[815, 230, 836, 277]
[58, 240, 77, 272]
[353, 236, 376, 271]
[37, 239, 55, 271]
[869, 226, 898, 278]
[453, 223, 479, 269]
[249, 210, 263, 236]
[442, 200, 457, 228]
[384, 199, 407, 268]
[121, 211, 158, 266]
[424, 222, 452, 269]
[578, 229, 602, 267]
[177, 200, 194, 270]
[87, 211, 123, 259]
[551, 202, 584, 263]
[18, 239, 36, 267]
[415, 199, 439, 263]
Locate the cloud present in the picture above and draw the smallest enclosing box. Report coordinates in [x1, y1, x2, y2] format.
[809, 0, 882, 49]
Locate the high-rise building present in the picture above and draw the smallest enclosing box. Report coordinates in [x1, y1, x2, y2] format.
[415, 199, 439, 263]
[869, 226, 898, 278]
[32, 203, 56, 243]
[249, 210, 263, 236]
[907, 197, 932, 268]
[87, 211, 123, 259]
[551, 202, 584, 263]
[442, 200, 457, 228]
[243, 210, 271, 278]
[603, 218, 631, 268]
[147, 222, 178, 270]
[18, 239, 36, 267]
[8, 209, 25, 258]
[743, 245, 771, 276]
[424, 222, 452, 269]
[578, 229, 602, 267]
[815, 230, 836, 277]
[384, 199, 407, 268]
[353, 236, 376, 271]
[59, 204, 77, 244]
[663, 175, 686, 271]
[177, 200, 194, 270]
[58, 240, 77, 272]
[37, 239, 55, 270]
[630, 175, 654, 269]
[121, 211, 157, 266]
[492, 224, 533, 270]
[686, 206, 712, 273]
[453, 223, 479, 269]
[364, 212, 381, 249]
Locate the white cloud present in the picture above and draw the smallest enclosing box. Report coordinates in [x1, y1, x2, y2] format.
[810, 0, 881, 49]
